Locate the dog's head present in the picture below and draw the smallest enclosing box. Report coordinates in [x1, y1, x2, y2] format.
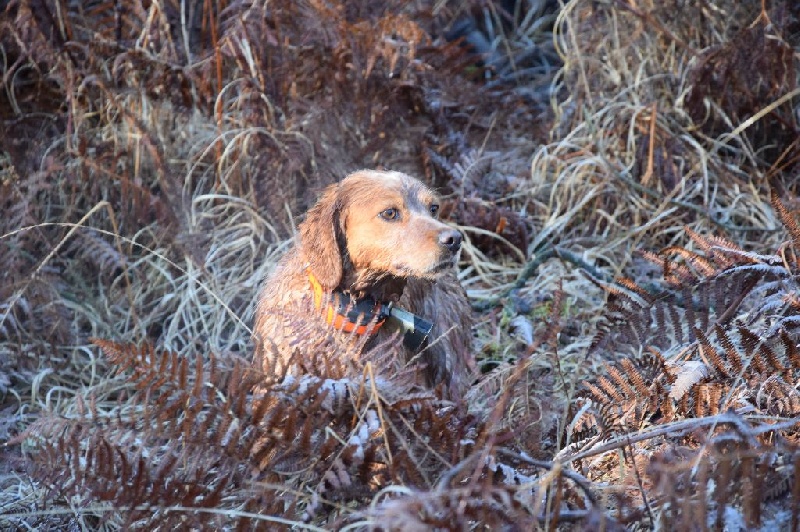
[299, 170, 462, 297]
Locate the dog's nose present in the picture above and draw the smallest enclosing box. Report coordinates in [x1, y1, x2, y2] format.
[439, 229, 463, 253]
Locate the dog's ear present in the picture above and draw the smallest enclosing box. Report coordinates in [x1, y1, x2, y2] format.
[299, 183, 343, 289]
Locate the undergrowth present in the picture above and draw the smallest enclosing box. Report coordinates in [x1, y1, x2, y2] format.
[2, 0, 800, 529]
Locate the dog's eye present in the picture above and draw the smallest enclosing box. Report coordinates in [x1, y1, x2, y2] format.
[379, 208, 399, 221]
[429, 204, 440, 217]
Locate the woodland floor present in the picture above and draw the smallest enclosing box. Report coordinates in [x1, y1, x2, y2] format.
[2, 0, 800, 530]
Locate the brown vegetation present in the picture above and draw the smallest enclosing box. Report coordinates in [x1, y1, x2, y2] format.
[1, 0, 799, 529]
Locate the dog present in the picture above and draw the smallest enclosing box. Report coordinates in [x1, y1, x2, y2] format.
[253, 170, 475, 400]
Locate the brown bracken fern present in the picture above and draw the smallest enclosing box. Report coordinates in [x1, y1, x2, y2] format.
[18, 304, 607, 528]
[567, 192, 800, 528]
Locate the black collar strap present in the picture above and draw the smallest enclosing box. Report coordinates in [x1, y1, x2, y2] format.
[336, 295, 434, 352]
[306, 269, 432, 349]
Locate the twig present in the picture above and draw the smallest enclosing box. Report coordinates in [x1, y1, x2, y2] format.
[471, 246, 611, 311]
[495, 448, 598, 505]
[558, 411, 794, 464]
[613, 170, 780, 234]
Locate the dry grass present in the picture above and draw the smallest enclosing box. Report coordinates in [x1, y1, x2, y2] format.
[1, 0, 799, 529]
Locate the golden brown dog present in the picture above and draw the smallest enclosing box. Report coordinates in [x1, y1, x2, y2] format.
[253, 170, 475, 399]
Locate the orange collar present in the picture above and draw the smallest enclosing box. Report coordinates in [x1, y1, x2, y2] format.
[307, 270, 386, 335]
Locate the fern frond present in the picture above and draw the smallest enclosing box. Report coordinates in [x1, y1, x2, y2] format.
[771, 189, 800, 254]
[694, 327, 729, 378]
[714, 323, 744, 375]
[668, 360, 709, 401]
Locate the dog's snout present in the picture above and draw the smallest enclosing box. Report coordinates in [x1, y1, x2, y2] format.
[439, 229, 463, 253]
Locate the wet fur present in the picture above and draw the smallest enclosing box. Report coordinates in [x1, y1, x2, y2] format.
[253, 170, 475, 399]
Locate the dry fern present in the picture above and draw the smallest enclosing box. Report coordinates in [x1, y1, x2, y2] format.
[568, 193, 800, 527]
